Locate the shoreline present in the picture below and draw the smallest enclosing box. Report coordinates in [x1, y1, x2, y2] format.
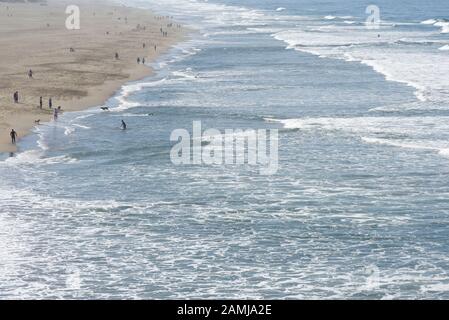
[0, 0, 188, 153]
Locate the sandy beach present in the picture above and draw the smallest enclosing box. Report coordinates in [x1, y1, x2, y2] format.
[0, 0, 185, 152]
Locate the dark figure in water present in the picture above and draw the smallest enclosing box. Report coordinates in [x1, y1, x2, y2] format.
[10, 129, 17, 144]
[28, 69, 33, 78]
[121, 120, 127, 130]
[54, 108, 59, 120]
[39, 96, 43, 109]
[13, 91, 19, 103]
[49, 98, 53, 109]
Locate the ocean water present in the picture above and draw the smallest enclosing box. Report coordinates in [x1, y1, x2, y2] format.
[1, 0, 449, 299]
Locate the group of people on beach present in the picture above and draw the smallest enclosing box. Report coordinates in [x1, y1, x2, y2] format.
[160, 28, 169, 37]
[37, 96, 53, 109]
[7, 15, 180, 147]
[9, 69, 61, 145]
[154, 15, 173, 21]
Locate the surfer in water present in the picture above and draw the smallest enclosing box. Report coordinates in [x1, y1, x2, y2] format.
[121, 120, 127, 130]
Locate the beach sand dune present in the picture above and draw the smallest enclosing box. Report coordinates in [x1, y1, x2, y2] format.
[0, 0, 185, 152]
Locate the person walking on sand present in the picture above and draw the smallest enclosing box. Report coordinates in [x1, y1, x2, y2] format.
[115, 52, 119, 59]
[121, 120, 127, 130]
[142, 57, 145, 64]
[13, 91, 19, 103]
[53, 108, 58, 120]
[28, 69, 33, 78]
[49, 98, 52, 109]
[10, 129, 17, 144]
[39, 96, 43, 109]
[137, 57, 141, 64]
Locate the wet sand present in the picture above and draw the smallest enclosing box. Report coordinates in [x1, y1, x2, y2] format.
[0, 0, 186, 152]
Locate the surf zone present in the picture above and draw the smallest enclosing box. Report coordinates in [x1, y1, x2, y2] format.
[170, 121, 279, 175]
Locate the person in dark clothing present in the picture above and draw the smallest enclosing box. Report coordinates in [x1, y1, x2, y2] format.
[10, 129, 17, 144]
[49, 98, 53, 109]
[115, 52, 119, 59]
[142, 57, 145, 64]
[39, 96, 43, 109]
[137, 57, 141, 64]
[13, 91, 18, 103]
[121, 120, 127, 130]
[28, 69, 33, 78]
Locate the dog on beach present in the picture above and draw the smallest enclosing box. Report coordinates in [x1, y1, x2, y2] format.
[34, 119, 41, 125]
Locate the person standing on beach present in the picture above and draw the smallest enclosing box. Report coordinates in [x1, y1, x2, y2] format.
[10, 129, 17, 144]
[13, 91, 19, 103]
[142, 58, 145, 64]
[28, 69, 33, 78]
[39, 96, 43, 109]
[137, 57, 141, 64]
[115, 52, 119, 59]
[49, 98, 52, 109]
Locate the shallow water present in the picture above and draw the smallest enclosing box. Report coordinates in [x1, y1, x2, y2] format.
[1, 0, 449, 299]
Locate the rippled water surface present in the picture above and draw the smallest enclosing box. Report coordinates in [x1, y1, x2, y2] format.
[2, 0, 449, 299]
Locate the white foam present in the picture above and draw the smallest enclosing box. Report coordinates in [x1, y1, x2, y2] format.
[4, 150, 78, 166]
[113, 113, 153, 117]
[64, 127, 75, 136]
[273, 25, 449, 103]
[419, 19, 449, 33]
[247, 27, 284, 34]
[73, 114, 94, 121]
[421, 19, 438, 25]
[361, 137, 437, 152]
[72, 124, 91, 130]
[112, 79, 168, 112]
[423, 283, 449, 293]
[438, 148, 449, 158]
[270, 116, 449, 159]
[172, 70, 198, 80]
[434, 21, 449, 33]
[276, 7, 286, 12]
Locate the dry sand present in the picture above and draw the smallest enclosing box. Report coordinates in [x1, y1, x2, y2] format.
[0, 0, 186, 152]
